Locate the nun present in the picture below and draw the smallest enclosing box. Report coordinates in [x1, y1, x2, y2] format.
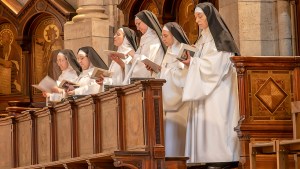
[103, 27, 138, 85]
[44, 49, 82, 101]
[123, 10, 166, 84]
[159, 22, 190, 157]
[67, 46, 108, 95]
[182, 2, 240, 167]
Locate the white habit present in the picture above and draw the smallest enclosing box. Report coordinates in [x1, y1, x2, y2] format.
[160, 41, 189, 157]
[106, 36, 134, 85]
[123, 28, 164, 84]
[183, 28, 240, 163]
[74, 65, 101, 95]
[49, 66, 78, 101]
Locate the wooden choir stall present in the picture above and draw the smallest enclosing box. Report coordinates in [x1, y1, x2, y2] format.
[231, 56, 300, 169]
[0, 79, 187, 169]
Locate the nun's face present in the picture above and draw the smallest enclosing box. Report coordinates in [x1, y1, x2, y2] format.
[195, 12, 208, 29]
[56, 53, 69, 71]
[114, 29, 125, 47]
[76, 54, 90, 70]
[135, 19, 148, 34]
[162, 30, 174, 47]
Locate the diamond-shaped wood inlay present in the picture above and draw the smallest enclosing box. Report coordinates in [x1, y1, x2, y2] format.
[255, 77, 288, 113]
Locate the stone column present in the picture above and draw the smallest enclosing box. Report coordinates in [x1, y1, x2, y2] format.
[277, 0, 292, 56]
[64, 0, 110, 65]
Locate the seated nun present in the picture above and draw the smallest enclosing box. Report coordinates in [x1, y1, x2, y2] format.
[159, 22, 190, 157]
[97, 27, 138, 85]
[44, 49, 82, 101]
[122, 10, 166, 84]
[67, 46, 108, 95]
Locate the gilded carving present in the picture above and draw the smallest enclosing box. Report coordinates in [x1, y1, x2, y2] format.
[144, 1, 159, 17]
[33, 18, 63, 93]
[0, 23, 22, 94]
[178, 0, 199, 43]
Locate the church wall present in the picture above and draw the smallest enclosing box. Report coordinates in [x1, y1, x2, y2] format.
[220, 0, 293, 56]
[219, 0, 240, 49]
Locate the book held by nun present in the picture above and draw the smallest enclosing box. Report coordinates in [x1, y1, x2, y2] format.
[32, 76, 57, 92]
[140, 55, 161, 73]
[103, 50, 127, 59]
[58, 80, 80, 90]
[90, 67, 113, 79]
[176, 43, 198, 61]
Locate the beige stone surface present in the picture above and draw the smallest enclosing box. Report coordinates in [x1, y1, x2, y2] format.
[219, 0, 240, 48]
[240, 40, 279, 56]
[238, 1, 278, 41]
[64, 17, 111, 65]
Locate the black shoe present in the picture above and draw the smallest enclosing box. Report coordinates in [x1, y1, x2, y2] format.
[206, 162, 239, 169]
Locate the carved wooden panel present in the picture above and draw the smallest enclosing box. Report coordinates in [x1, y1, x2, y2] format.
[0, 23, 23, 95]
[178, 0, 198, 43]
[76, 97, 95, 156]
[0, 117, 14, 169]
[124, 91, 145, 150]
[15, 112, 33, 167]
[54, 105, 72, 160]
[100, 97, 119, 153]
[248, 70, 292, 120]
[34, 108, 52, 164]
[32, 17, 63, 94]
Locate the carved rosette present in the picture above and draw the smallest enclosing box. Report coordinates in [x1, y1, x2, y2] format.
[35, 0, 47, 12]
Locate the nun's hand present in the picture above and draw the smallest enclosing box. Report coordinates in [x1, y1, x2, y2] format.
[110, 54, 125, 69]
[51, 86, 62, 93]
[42, 92, 49, 98]
[96, 75, 104, 85]
[181, 51, 191, 66]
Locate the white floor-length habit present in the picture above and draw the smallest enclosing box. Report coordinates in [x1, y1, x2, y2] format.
[183, 28, 240, 163]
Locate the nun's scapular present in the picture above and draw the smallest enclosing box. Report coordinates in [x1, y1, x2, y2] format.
[123, 10, 166, 84]
[183, 2, 240, 164]
[160, 22, 190, 157]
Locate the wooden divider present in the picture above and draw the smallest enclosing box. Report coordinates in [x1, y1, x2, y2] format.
[33, 107, 53, 164]
[0, 79, 178, 169]
[0, 117, 15, 169]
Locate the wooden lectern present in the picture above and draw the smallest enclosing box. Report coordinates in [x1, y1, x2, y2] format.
[231, 56, 300, 169]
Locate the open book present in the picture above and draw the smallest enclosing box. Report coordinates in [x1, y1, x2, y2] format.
[176, 43, 198, 61]
[32, 76, 57, 92]
[58, 80, 80, 90]
[91, 67, 113, 79]
[103, 50, 127, 59]
[140, 55, 161, 73]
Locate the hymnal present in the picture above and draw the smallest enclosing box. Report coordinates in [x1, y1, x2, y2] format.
[91, 67, 113, 79]
[58, 80, 80, 90]
[176, 43, 198, 61]
[32, 76, 57, 92]
[140, 56, 161, 73]
[103, 50, 127, 59]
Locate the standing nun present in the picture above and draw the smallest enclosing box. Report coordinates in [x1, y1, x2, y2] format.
[68, 46, 108, 95]
[105, 27, 138, 85]
[160, 22, 190, 157]
[123, 10, 166, 84]
[182, 2, 240, 167]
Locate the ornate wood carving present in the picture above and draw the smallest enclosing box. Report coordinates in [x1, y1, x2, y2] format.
[231, 56, 300, 169]
[0, 0, 75, 111]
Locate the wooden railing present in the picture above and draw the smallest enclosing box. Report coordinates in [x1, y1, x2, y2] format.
[0, 79, 186, 169]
